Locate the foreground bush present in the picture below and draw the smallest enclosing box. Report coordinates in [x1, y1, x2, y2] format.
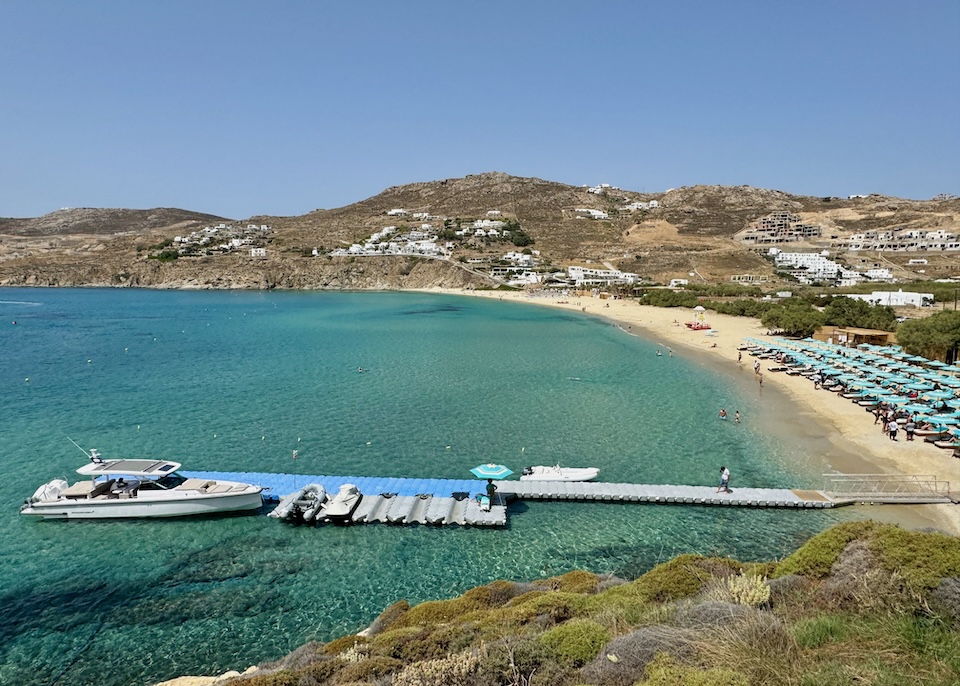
[226, 522, 960, 686]
[539, 619, 609, 666]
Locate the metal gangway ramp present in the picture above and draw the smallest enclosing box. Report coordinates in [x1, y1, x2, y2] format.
[823, 474, 953, 505]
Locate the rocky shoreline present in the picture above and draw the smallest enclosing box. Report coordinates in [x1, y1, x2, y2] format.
[0, 255, 495, 291]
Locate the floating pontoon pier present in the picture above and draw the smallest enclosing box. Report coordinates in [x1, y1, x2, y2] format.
[182, 470, 952, 528]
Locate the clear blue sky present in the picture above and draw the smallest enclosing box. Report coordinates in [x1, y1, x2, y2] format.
[1, 1, 957, 218]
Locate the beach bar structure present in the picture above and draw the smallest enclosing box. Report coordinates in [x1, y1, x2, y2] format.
[814, 326, 897, 347]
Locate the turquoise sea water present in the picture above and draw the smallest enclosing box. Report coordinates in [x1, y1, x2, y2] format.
[0, 288, 850, 686]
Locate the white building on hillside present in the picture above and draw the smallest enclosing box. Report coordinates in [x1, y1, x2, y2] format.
[574, 208, 610, 220]
[844, 290, 933, 307]
[567, 266, 638, 286]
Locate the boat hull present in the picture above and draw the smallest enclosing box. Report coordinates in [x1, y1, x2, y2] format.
[20, 490, 263, 519]
[520, 466, 600, 482]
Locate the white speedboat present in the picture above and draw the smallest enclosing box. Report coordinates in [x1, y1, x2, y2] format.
[268, 483, 326, 522]
[20, 449, 263, 519]
[323, 483, 362, 524]
[520, 465, 600, 481]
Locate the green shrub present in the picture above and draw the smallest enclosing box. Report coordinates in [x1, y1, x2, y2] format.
[639, 289, 700, 308]
[333, 655, 402, 682]
[870, 525, 960, 591]
[477, 637, 560, 685]
[641, 652, 749, 686]
[369, 626, 430, 660]
[504, 589, 547, 607]
[631, 554, 716, 603]
[322, 635, 368, 656]
[544, 570, 600, 594]
[505, 591, 588, 624]
[540, 619, 610, 667]
[393, 596, 481, 628]
[791, 614, 851, 648]
[773, 521, 877, 579]
[366, 599, 409, 634]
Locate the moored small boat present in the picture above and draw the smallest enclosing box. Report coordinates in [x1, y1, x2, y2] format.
[323, 483, 362, 524]
[20, 448, 263, 519]
[268, 483, 327, 522]
[520, 465, 600, 482]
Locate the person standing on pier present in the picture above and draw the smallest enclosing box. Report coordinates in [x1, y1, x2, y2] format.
[486, 478, 497, 506]
[717, 466, 731, 493]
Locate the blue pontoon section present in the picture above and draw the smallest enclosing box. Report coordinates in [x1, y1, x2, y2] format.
[181, 471, 481, 502]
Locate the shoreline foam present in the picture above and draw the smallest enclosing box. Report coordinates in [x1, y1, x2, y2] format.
[421, 288, 960, 536]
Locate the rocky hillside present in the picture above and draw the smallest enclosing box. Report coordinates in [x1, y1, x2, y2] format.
[0, 207, 227, 236]
[2, 174, 958, 289]
[0, 252, 489, 290]
[160, 521, 960, 686]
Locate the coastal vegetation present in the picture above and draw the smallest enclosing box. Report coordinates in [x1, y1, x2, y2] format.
[637, 289, 898, 338]
[225, 521, 960, 686]
[897, 311, 960, 361]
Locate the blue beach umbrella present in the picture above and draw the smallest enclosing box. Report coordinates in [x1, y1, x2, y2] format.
[924, 390, 955, 400]
[902, 404, 933, 415]
[470, 463, 514, 480]
[925, 416, 959, 426]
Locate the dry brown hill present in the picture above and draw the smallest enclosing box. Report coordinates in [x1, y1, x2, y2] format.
[1, 174, 957, 288]
[0, 207, 229, 237]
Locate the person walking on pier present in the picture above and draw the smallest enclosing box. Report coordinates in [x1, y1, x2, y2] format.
[717, 466, 731, 493]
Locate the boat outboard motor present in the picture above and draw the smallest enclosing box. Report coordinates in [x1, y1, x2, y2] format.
[521, 466, 534, 476]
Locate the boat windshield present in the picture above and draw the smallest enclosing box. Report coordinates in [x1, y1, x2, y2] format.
[138, 473, 188, 490]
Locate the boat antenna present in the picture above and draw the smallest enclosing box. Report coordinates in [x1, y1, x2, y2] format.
[67, 437, 92, 459]
[67, 437, 102, 463]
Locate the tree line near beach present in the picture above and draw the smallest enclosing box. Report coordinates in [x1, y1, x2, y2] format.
[223, 521, 960, 686]
[636, 284, 960, 361]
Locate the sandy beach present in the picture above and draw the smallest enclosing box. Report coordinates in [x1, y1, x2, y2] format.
[424, 288, 960, 536]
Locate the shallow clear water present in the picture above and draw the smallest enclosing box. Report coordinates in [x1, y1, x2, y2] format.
[0, 289, 849, 686]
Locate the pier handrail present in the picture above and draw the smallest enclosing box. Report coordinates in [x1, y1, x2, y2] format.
[823, 473, 950, 499]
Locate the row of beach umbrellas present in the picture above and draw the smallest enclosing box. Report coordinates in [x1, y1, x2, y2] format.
[744, 337, 960, 436]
